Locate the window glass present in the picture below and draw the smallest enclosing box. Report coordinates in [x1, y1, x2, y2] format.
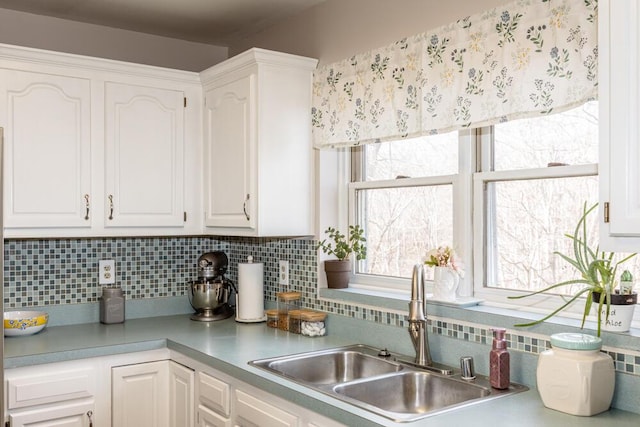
[356, 185, 453, 279]
[493, 101, 598, 170]
[485, 176, 598, 293]
[484, 101, 639, 296]
[364, 132, 458, 180]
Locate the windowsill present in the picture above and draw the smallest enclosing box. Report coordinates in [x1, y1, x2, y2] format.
[318, 287, 640, 351]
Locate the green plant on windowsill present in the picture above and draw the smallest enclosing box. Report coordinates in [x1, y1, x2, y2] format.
[317, 226, 366, 289]
[508, 203, 637, 337]
[317, 225, 367, 261]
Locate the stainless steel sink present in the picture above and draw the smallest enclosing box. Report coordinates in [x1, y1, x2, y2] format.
[249, 345, 528, 422]
[255, 348, 403, 385]
[333, 371, 491, 421]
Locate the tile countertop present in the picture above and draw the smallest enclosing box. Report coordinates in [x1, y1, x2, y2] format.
[4, 315, 640, 427]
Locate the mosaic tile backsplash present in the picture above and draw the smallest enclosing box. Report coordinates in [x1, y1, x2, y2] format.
[4, 236, 640, 379]
[4, 237, 228, 307]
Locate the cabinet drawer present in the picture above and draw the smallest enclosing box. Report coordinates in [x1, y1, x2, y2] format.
[9, 398, 95, 427]
[235, 389, 298, 427]
[197, 404, 232, 427]
[7, 367, 96, 409]
[197, 371, 230, 417]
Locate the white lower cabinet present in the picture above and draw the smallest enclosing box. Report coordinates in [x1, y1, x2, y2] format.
[234, 389, 298, 427]
[112, 359, 196, 427]
[197, 404, 231, 427]
[112, 360, 169, 427]
[170, 361, 196, 427]
[8, 399, 95, 427]
[5, 350, 344, 427]
[4, 360, 98, 427]
[196, 371, 231, 426]
[174, 353, 346, 427]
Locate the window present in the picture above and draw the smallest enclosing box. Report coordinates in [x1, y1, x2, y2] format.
[349, 101, 640, 303]
[475, 102, 600, 299]
[350, 132, 459, 285]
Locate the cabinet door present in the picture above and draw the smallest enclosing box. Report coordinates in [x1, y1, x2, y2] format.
[600, 0, 640, 250]
[169, 361, 195, 427]
[0, 69, 91, 229]
[9, 399, 94, 427]
[203, 75, 255, 230]
[234, 389, 298, 427]
[112, 361, 169, 427]
[197, 371, 230, 417]
[105, 82, 184, 228]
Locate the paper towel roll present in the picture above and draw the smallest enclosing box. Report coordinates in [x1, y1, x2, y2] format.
[236, 257, 265, 322]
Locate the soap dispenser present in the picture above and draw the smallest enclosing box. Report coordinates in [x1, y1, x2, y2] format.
[489, 328, 510, 389]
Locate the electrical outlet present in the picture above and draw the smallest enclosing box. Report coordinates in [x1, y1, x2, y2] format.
[279, 260, 289, 287]
[99, 259, 116, 285]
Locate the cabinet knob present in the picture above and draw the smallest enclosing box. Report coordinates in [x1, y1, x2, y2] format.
[86, 410, 93, 427]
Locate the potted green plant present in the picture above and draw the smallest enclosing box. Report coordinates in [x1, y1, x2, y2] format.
[508, 203, 637, 336]
[317, 225, 366, 289]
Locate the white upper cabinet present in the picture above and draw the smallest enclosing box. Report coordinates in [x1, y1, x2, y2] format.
[0, 69, 92, 229]
[201, 48, 318, 237]
[104, 82, 185, 228]
[1, 45, 317, 238]
[203, 74, 253, 230]
[599, 0, 640, 251]
[0, 45, 202, 237]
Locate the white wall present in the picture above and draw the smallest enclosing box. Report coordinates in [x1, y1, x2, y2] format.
[230, 0, 512, 65]
[0, 8, 228, 71]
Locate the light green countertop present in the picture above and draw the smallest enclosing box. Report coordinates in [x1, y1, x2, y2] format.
[4, 315, 640, 426]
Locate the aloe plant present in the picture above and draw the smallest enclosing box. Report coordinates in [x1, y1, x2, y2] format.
[508, 202, 636, 336]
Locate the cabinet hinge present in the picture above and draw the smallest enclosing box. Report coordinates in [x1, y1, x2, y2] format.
[184, 97, 187, 107]
[604, 202, 610, 223]
[184, 211, 187, 222]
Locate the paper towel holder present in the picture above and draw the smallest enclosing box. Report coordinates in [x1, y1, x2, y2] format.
[235, 255, 268, 323]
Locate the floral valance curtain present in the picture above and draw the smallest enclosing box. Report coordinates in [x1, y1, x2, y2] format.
[311, 0, 598, 149]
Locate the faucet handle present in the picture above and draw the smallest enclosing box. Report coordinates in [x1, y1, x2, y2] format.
[460, 356, 476, 380]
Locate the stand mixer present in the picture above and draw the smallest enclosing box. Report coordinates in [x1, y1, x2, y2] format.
[188, 251, 237, 321]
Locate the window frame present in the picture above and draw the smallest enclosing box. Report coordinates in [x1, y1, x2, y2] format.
[344, 118, 625, 324]
[472, 162, 599, 309]
[346, 130, 475, 295]
[472, 116, 600, 315]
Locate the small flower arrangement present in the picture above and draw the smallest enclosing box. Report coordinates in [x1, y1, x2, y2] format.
[424, 245, 464, 277]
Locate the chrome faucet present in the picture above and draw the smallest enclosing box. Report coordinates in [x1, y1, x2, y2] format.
[408, 264, 432, 367]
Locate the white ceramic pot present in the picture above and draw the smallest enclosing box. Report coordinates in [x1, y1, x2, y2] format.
[432, 266, 459, 301]
[593, 292, 637, 332]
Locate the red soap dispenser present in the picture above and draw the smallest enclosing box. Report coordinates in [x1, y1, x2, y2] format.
[489, 328, 510, 389]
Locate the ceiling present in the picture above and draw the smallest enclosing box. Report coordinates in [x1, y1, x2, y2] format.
[0, 0, 326, 45]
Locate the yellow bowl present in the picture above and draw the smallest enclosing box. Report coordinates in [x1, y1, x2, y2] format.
[4, 311, 49, 337]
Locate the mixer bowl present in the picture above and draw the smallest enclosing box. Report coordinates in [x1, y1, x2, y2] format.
[189, 281, 230, 312]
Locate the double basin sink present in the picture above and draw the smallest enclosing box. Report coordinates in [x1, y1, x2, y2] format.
[249, 344, 527, 423]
